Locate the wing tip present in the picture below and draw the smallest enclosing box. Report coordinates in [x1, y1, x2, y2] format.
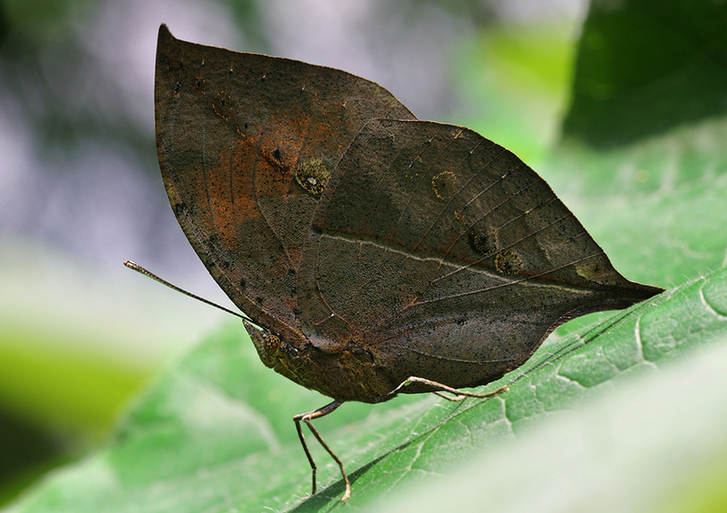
[607, 281, 664, 310]
[629, 282, 665, 301]
[157, 24, 176, 47]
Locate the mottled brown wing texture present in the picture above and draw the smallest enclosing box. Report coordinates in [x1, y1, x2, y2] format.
[299, 119, 662, 390]
[155, 26, 415, 339]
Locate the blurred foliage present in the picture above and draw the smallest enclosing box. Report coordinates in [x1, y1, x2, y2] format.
[2, 0, 91, 39]
[0, 244, 156, 504]
[378, 0, 497, 26]
[562, 0, 727, 147]
[0, 238, 224, 505]
[222, 0, 268, 49]
[0, 326, 147, 432]
[0, 0, 152, 161]
[454, 22, 576, 165]
[0, 414, 66, 506]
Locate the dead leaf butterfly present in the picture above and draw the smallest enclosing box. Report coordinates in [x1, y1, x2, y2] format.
[130, 24, 662, 501]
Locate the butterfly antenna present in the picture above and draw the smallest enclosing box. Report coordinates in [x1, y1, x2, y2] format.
[123, 260, 252, 322]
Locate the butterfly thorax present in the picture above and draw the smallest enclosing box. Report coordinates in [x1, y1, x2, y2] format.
[243, 320, 395, 403]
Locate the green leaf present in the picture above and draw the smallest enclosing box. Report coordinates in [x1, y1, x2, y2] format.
[364, 322, 727, 513]
[561, 0, 727, 148]
[5, 267, 727, 513]
[543, 117, 727, 290]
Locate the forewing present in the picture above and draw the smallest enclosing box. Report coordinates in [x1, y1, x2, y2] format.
[155, 26, 415, 336]
[299, 119, 661, 388]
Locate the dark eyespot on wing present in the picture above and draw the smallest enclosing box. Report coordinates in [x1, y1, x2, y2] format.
[495, 248, 523, 275]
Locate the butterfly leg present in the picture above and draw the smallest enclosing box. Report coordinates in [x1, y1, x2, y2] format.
[293, 400, 351, 501]
[433, 390, 468, 401]
[390, 376, 509, 400]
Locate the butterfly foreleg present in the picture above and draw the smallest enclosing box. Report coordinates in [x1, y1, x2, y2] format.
[293, 400, 351, 501]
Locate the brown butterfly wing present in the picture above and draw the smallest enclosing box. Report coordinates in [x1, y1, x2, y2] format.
[298, 119, 661, 390]
[155, 26, 415, 338]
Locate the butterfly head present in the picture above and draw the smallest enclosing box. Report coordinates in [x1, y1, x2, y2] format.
[243, 320, 282, 369]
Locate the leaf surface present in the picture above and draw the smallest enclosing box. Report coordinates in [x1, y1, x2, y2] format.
[5, 267, 727, 513]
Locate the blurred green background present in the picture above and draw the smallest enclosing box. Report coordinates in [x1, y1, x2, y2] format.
[1, 0, 725, 511]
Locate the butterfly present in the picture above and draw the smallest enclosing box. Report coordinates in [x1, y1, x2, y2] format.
[144, 24, 662, 501]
